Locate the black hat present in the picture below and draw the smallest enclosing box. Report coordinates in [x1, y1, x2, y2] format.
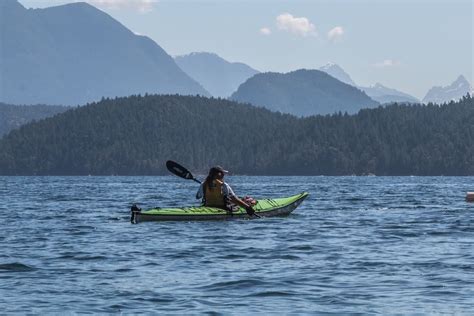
[210, 165, 229, 174]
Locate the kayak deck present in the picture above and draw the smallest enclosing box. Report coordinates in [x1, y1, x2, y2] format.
[131, 192, 309, 222]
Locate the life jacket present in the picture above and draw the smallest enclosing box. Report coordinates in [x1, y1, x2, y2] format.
[204, 179, 226, 208]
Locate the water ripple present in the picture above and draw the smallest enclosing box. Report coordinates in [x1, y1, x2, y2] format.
[0, 262, 36, 273]
[0, 176, 473, 314]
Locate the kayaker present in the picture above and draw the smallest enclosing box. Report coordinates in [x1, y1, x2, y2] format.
[196, 166, 256, 216]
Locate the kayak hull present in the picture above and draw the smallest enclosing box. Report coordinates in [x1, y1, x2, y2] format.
[131, 192, 308, 223]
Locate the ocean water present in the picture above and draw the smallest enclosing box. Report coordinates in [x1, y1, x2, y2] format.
[1, 176, 473, 314]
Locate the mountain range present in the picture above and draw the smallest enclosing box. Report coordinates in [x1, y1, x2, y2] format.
[361, 83, 421, 104]
[230, 69, 379, 116]
[175, 52, 259, 98]
[422, 75, 472, 104]
[0, 0, 209, 106]
[1, 0, 469, 112]
[318, 63, 420, 104]
[319, 63, 472, 105]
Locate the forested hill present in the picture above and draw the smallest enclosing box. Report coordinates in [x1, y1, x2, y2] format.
[230, 69, 379, 116]
[0, 94, 473, 175]
[0, 103, 68, 137]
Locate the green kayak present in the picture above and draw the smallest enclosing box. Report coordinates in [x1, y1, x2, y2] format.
[131, 192, 309, 223]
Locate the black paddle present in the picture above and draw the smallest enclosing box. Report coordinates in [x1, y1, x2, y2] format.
[166, 160, 201, 184]
[165, 160, 260, 218]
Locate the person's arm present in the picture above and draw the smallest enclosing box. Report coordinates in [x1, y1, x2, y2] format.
[225, 184, 255, 215]
[227, 195, 248, 208]
[196, 183, 204, 200]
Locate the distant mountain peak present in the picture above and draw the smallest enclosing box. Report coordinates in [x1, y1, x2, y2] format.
[423, 75, 472, 104]
[1, 0, 25, 10]
[59, 1, 91, 7]
[454, 75, 469, 85]
[372, 82, 385, 89]
[177, 52, 251, 67]
[176, 52, 226, 63]
[1, 1, 209, 105]
[360, 82, 419, 104]
[319, 62, 345, 74]
[319, 64, 419, 104]
[367, 82, 387, 89]
[44, 1, 100, 13]
[320, 62, 337, 69]
[175, 52, 259, 98]
[431, 75, 470, 90]
[318, 63, 356, 86]
[187, 51, 219, 57]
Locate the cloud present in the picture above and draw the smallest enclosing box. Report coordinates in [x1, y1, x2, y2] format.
[373, 59, 401, 68]
[81, 0, 157, 13]
[276, 13, 317, 37]
[259, 27, 272, 35]
[327, 26, 344, 42]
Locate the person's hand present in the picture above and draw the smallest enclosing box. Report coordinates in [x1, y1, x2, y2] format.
[245, 205, 255, 216]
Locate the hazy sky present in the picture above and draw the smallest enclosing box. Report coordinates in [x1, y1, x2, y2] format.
[19, 0, 473, 98]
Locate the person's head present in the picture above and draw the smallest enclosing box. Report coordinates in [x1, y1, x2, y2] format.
[208, 165, 228, 180]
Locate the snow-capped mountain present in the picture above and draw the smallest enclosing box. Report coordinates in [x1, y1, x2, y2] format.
[319, 63, 356, 86]
[319, 62, 419, 104]
[422, 75, 472, 104]
[360, 83, 420, 104]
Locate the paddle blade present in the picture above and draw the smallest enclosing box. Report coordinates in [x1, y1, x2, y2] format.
[166, 160, 195, 180]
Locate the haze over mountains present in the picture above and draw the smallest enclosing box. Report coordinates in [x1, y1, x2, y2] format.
[361, 83, 420, 104]
[318, 63, 419, 104]
[319, 63, 357, 87]
[231, 69, 379, 116]
[1, 0, 469, 113]
[0, 103, 68, 137]
[319, 63, 472, 105]
[175, 52, 259, 98]
[422, 75, 472, 104]
[0, 0, 208, 106]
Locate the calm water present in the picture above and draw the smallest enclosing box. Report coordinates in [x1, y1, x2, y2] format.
[0, 176, 473, 314]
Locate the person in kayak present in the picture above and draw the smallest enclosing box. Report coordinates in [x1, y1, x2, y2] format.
[196, 166, 256, 216]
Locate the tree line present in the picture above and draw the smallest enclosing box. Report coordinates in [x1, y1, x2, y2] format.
[0, 103, 68, 137]
[0, 94, 472, 175]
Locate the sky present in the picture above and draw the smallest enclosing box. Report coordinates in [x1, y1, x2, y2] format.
[18, 0, 473, 99]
